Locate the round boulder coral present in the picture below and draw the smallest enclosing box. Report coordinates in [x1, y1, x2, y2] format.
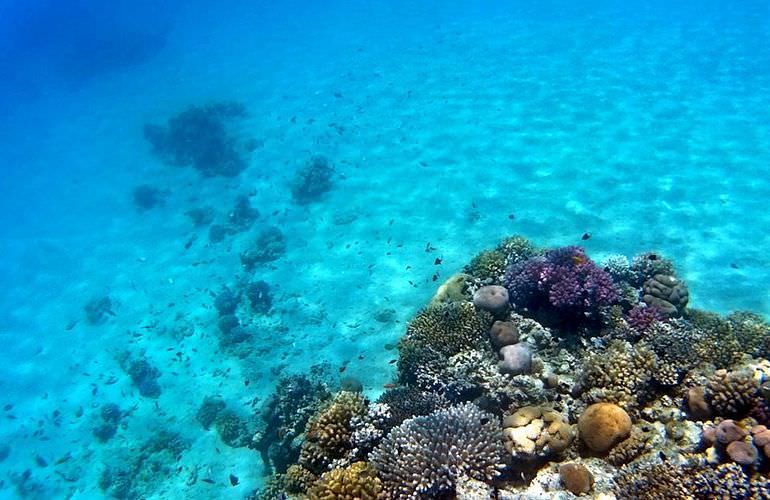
[473, 285, 509, 317]
[578, 403, 632, 453]
[489, 320, 519, 349]
[498, 343, 533, 376]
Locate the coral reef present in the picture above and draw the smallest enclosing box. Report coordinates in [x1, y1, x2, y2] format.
[464, 235, 538, 285]
[253, 236, 770, 499]
[143, 101, 248, 177]
[429, 273, 472, 306]
[125, 358, 161, 398]
[370, 403, 504, 498]
[240, 226, 287, 270]
[290, 155, 335, 204]
[254, 372, 332, 474]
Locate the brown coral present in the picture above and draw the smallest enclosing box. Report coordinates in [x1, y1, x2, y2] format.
[706, 369, 760, 418]
[607, 426, 656, 466]
[642, 274, 689, 316]
[307, 462, 383, 500]
[578, 403, 632, 454]
[577, 340, 656, 413]
[299, 391, 368, 473]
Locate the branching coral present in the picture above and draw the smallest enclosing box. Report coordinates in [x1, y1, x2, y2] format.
[504, 246, 619, 322]
[464, 235, 538, 284]
[307, 462, 383, 500]
[397, 301, 493, 384]
[576, 340, 656, 413]
[642, 320, 703, 386]
[705, 369, 760, 418]
[375, 386, 449, 428]
[299, 391, 368, 473]
[370, 403, 504, 498]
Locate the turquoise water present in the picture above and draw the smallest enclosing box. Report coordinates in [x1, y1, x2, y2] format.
[0, 0, 769, 497]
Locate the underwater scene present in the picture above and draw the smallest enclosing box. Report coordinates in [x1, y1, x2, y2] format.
[1, 0, 770, 498]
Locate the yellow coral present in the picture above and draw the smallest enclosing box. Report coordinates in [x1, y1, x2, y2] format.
[307, 462, 382, 500]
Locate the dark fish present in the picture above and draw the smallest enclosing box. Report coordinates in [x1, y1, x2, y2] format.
[65, 320, 78, 331]
[388, 359, 397, 364]
[339, 366, 346, 373]
[432, 273, 439, 282]
[229, 474, 239, 486]
[383, 383, 396, 389]
[35, 455, 48, 467]
[3, 404, 12, 411]
[425, 242, 436, 252]
[508, 213, 515, 220]
[581, 232, 591, 240]
[202, 478, 215, 484]
[730, 262, 739, 269]
[434, 257, 442, 265]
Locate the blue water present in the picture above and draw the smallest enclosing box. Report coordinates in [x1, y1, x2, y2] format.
[0, 0, 769, 497]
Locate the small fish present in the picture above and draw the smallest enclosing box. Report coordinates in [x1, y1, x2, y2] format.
[730, 263, 739, 269]
[229, 474, 239, 486]
[3, 404, 12, 411]
[202, 478, 215, 484]
[571, 255, 587, 266]
[383, 383, 397, 389]
[581, 232, 591, 240]
[55, 453, 72, 465]
[35, 455, 48, 467]
[434, 257, 442, 265]
[508, 213, 515, 220]
[432, 273, 439, 282]
[425, 242, 436, 252]
[339, 366, 346, 373]
[388, 359, 397, 364]
[65, 320, 78, 331]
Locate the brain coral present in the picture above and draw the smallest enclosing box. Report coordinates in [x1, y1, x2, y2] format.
[578, 403, 632, 454]
[299, 391, 368, 473]
[370, 403, 504, 498]
[642, 274, 689, 316]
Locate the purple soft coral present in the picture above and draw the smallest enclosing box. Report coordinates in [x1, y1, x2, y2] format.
[504, 246, 619, 317]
